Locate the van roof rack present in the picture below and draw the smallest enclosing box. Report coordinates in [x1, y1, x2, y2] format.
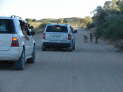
[11, 15, 22, 19]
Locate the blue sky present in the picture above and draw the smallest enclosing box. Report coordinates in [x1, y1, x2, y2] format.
[0, 0, 108, 19]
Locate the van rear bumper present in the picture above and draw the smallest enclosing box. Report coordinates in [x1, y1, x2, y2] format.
[0, 47, 22, 61]
[43, 42, 71, 48]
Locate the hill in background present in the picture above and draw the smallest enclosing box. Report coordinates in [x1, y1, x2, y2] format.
[26, 17, 92, 33]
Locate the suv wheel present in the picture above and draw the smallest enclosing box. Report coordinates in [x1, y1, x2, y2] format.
[27, 45, 35, 64]
[67, 44, 73, 52]
[15, 49, 25, 70]
[68, 47, 73, 51]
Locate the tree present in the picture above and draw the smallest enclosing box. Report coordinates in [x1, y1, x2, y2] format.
[91, 0, 123, 41]
[63, 19, 68, 23]
[93, 6, 107, 26]
[80, 16, 92, 28]
[25, 18, 33, 22]
[117, 0, 123, 12]
[32, 19, 36, 22]
[104, 1, 112, 9]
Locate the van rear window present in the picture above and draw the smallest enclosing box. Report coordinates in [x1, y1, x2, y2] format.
[46, 25, 68, 32]
[0, 19, 15, 33]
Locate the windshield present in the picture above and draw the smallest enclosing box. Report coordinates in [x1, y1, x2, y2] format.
[46, 25, 68, 32]
[0, 19, 15, 33]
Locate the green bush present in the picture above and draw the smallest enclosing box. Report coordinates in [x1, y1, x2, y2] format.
[96, 15, 123, 41]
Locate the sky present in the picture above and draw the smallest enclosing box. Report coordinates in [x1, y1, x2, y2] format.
[0, 0, 109, 19]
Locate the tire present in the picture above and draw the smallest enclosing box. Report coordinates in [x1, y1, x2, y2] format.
[15, 49, 25, 70]
[27, 45, 35, 64]
[68, 48, 73, 52]
[67, 43, 73, 52]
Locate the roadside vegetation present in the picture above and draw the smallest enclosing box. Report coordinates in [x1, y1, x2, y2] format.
[89, 0, 123, 49]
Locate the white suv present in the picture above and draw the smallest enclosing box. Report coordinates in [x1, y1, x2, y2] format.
[41, 24, 76, 51]
[0, 16, 35, 70]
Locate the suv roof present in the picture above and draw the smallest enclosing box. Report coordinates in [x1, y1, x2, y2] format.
[46, 24, 70, 27]
[0, 16, 22, 20]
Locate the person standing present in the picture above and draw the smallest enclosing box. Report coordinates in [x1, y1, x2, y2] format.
[89, 33, 93, 42]
[83, 35, 88, 43]
[95, 34, 99, 44]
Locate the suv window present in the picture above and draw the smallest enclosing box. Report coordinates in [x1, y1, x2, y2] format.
[0, 19, 15, 33]
[46, 25, 68, 32]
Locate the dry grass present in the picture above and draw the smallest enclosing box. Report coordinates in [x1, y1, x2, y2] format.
[28, 21, 42, 29]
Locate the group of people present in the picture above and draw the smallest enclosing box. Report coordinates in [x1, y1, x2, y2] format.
[83, 32, 99, 44]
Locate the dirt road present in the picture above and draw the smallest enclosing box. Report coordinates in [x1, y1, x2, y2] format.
[0, 30, 123, 92]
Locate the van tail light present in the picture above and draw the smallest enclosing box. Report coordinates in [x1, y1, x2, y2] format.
[42, 33, 45, 39]
[11, 37, 19, 47]
[68, 34, 72, 40]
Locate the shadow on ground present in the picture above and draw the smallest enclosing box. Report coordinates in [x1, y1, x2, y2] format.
[75, 48, 117, 53]
[0, 62, 14, 70]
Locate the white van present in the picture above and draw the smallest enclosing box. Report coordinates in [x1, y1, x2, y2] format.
[41, 24, 76, 51]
